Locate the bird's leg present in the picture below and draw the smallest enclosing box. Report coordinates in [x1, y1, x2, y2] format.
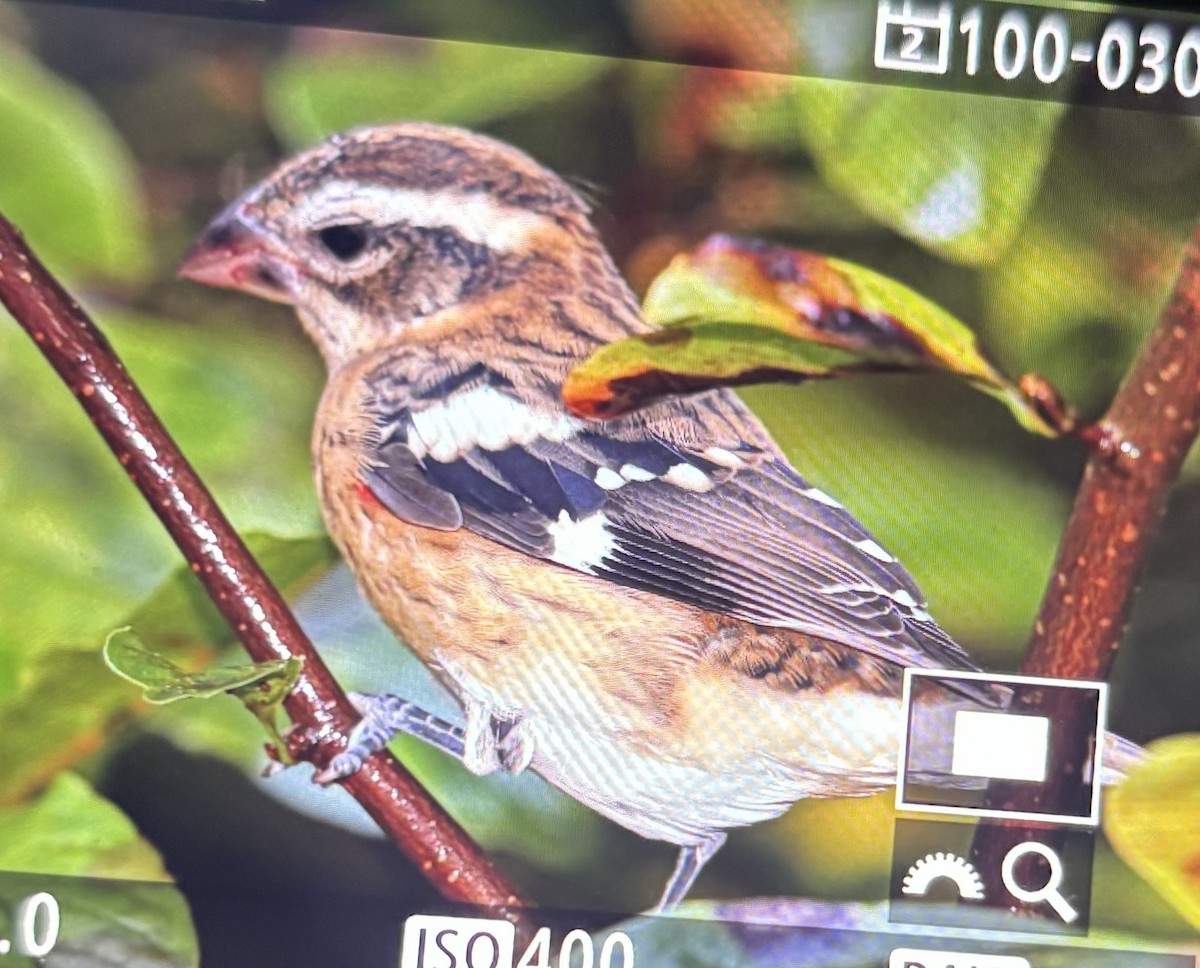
[317, 693, 466, 782]
[654, 832, 727, 913]
[462, 697, 503, 775]
[315, 692, 533, 783]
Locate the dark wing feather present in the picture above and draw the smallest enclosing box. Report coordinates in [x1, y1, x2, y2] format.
[361, 364, 977, 676]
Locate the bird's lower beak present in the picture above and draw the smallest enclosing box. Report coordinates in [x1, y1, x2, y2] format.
[178, 208, 301, 305]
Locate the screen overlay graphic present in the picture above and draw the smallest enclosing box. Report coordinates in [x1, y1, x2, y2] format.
[0, 1, 1199, 966]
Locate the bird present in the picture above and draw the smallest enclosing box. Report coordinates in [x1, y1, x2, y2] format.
[176, 123, 1110, 911]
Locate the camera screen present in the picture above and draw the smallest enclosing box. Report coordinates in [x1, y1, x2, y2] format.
[1, 1, 1199, 966]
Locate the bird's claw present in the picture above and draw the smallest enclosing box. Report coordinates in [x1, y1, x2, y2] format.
[314, 692, 470, 784]
[314, 751, 366, 785]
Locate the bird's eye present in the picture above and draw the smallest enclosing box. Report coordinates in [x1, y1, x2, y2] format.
[316, 223, 369, 261]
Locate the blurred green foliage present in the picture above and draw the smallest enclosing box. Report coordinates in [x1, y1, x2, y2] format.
[1, 0, 1199, 960]
[0, 774, 197, 967]
[0, 40, 150, 283]
[266, 39, 613, 147]
[717, 82, 1066, 266]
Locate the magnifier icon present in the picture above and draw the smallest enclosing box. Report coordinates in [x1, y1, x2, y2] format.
[1001, 841, 1079, 923]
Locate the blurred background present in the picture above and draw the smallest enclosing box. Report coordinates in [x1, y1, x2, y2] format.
[2, 0, 1200, 963]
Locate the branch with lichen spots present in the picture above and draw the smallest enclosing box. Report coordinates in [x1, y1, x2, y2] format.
[971, 220, 1200, 908]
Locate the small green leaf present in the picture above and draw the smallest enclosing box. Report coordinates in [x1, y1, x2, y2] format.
[230, 656, 303, 761]
[0, 532, 335, 806]
[0, 773, 166, 879]
[103, 628, 294, 705]
[1105, 735, 1200, 932]
[565, 234, 1071, 436]
[265, 38, 610, 148]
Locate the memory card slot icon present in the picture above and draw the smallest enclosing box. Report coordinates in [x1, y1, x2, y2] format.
[874, 1, 954, 75]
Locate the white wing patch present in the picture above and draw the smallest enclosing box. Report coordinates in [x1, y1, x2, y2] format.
[408, 386, 583, 461]
[594, 467, 626, 491]
[702, 447, 747, 470]
[547, 510, 616, 572]
[664, 463, 715, 492]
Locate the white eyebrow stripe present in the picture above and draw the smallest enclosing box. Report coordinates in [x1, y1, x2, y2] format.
[292, 180, 552, 252]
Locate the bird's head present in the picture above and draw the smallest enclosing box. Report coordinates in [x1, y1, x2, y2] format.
[179, 123, 601, 369]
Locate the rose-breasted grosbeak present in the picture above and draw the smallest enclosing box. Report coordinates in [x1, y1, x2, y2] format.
[177, 124, 1119, 911]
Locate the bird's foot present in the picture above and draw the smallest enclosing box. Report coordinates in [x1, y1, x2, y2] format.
[654, 832, 727, 914]
[495, 716, 535, 774]
[315, 693, 466, 783]
[463, 699, 533, 776]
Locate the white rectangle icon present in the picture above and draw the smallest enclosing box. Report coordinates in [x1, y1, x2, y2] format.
[951, 710, 1050, 782]
[890, 948, 1031, 968]
[895, 668, 1107, 826]
[400, 915, 515, 968]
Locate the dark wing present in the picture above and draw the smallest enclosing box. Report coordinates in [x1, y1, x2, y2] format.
[361, 364, 978, 675]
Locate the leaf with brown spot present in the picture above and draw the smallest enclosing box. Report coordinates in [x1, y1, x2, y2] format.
[564, 234, 1073, 435]
[562, 319, 901, 419]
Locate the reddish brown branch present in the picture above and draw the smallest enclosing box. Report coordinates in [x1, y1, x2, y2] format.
[971, 221, 1200, 910]
[0, 213, 526, 910]
[1026, 229, 1200, 678]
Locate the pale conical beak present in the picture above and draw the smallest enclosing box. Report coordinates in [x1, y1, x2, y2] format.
[178, 207, 302, 305]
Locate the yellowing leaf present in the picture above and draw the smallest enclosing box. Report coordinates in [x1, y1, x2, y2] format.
[564, 234, 1073, 436]
[1105, 734, 1200, 932]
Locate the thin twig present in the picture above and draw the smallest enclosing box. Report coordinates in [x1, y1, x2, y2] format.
[0, 213, 527, 910]
[971, 221, 1200, 907]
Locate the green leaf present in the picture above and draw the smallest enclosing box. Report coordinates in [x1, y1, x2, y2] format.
[0, 773, 167, 879]
[264, 38, 610, 148]
[713, 78, 1065, 265]
[0, 41, 150, 282]
[0, 776, 197, 966]
[0, 533, 337, 806]
[103, 628, 297, 705]
[1106, 735, 1200, 932]
[563, 319, 883, 417]
[0, 310, 323, 699]
[564, 235, 1070, 436]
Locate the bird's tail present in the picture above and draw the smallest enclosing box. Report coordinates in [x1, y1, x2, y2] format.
[1100, 732, 1145, 786]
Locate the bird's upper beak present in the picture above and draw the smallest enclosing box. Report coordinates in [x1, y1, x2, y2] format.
[178, 206, 302, 305]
